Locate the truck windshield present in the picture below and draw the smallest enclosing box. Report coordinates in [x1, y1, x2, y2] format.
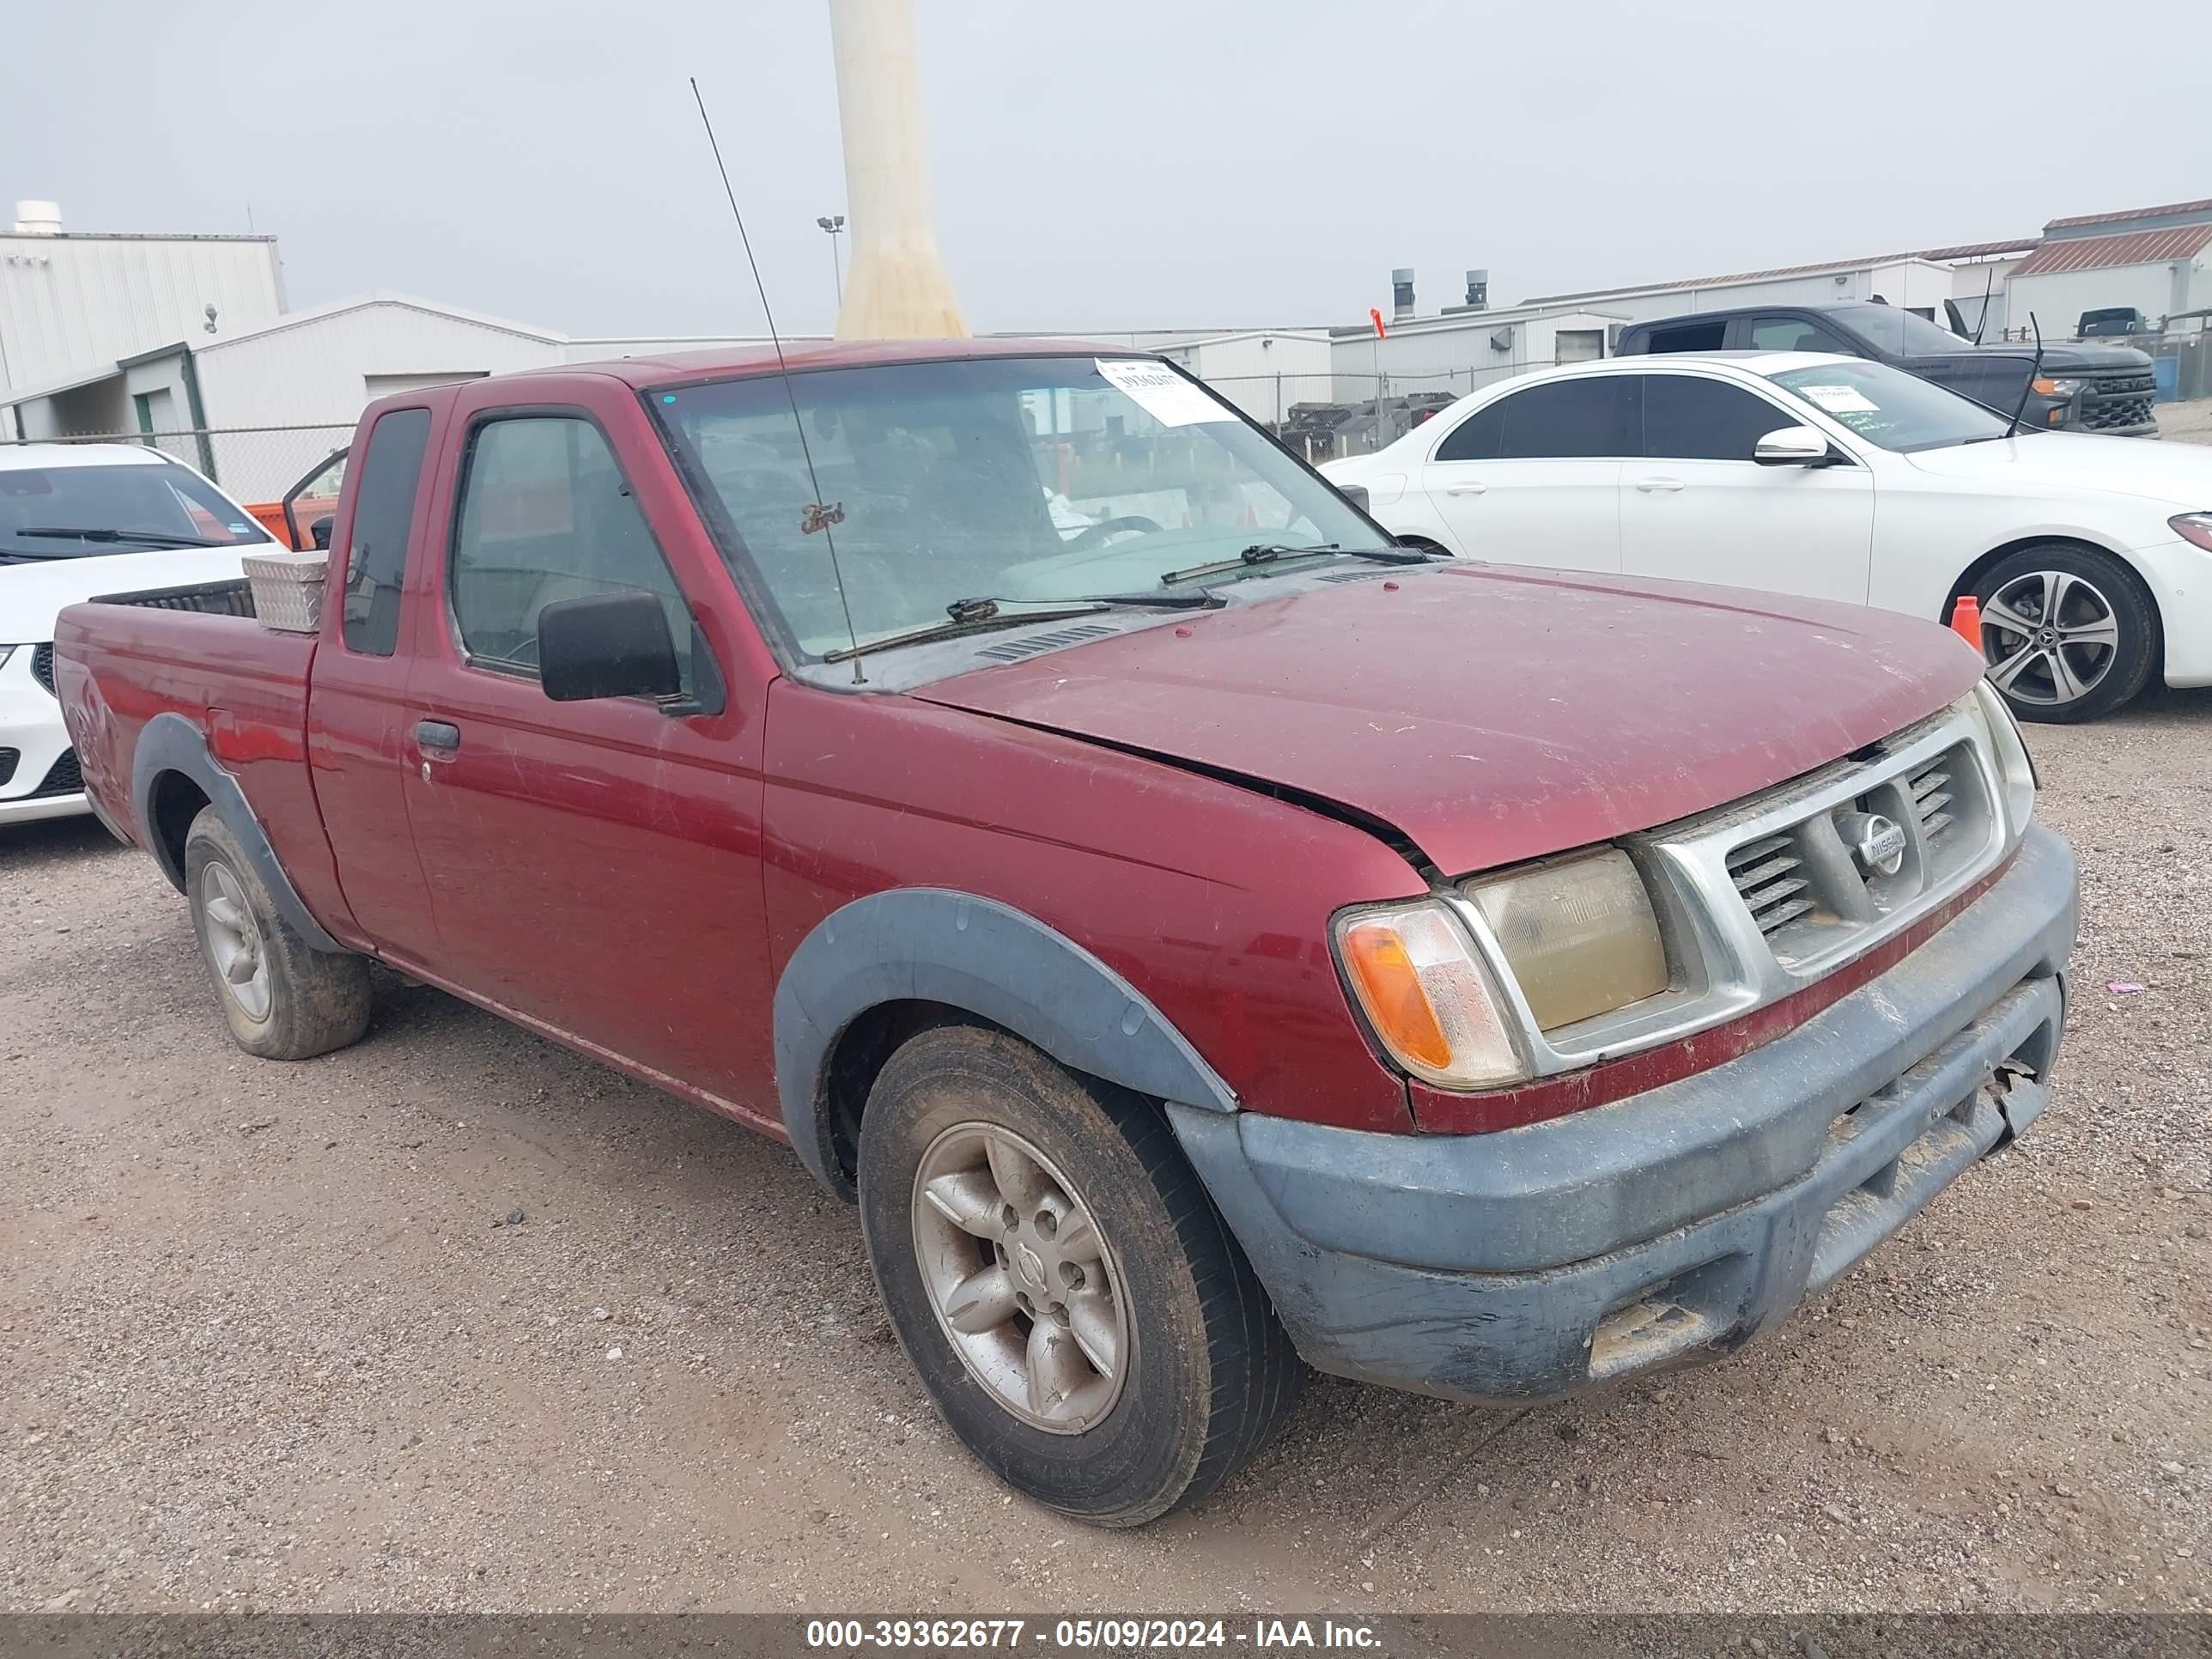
[0, 459, 271, 560]
[651, 355, 1376, 661]
[1765, 361, 2015, 453]
[1830, 304, 1972, 356]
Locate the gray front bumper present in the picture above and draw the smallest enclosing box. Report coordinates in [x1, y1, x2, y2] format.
[1171, 823, 2076, 1401]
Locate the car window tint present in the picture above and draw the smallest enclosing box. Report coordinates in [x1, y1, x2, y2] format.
[1640, 375, 1796, 461]
[1485, 378, 1632, 459]
[1748, 316, 1851, 354]
[1644, 320, 1726, 353]
[340, 408, 431, 657]
[1433, 400, 1504, 461]
[448, 416, 690, 688]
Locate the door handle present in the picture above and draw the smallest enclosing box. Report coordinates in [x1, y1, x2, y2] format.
[415, 719, 461, 754]
[1634, 477, 1685, 493]
[1443, 483, 1487, 496]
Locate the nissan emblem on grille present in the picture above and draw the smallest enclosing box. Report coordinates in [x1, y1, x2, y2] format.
[1836, 810, 1907, 877]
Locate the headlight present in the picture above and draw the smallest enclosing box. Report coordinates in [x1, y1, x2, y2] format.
[1961, 682, 2037, 835]
[1334, 902, 1522, 1089]
[2031, 377, 2087, 398]
[1464, 849, 1668, 1031]
[0, 646, 15, 670]
[2171, 513, 2212, 552]
[1334, 849, 1672, 1088]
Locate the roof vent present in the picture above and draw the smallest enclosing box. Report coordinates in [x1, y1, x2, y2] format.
[12, 200, 62, 235]
[974, 623, 1116, 662]
[1464, 269, 1489, 310]
[1391, 267, 1415, 323]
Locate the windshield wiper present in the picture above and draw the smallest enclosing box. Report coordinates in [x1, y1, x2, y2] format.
[820, 588, 1228, 665]
[1158, 543, 1436, 586]
[822, 603, 1112, 664]
[16, 526, 227, 549]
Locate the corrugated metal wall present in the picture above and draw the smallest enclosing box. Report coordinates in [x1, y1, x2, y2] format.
[191, 301, 567, 498]
[0, 234, 283, 391]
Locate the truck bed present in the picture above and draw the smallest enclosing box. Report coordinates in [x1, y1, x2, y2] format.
[52, 591, 334, 920]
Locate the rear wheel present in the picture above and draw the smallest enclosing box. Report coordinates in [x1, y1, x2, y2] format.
[857, 1024, 1303, 1527]
[1973, 544, 2155, 724]
[184, 807, 371, 1060]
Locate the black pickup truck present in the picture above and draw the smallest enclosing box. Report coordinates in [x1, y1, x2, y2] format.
[1614, 301, 2159, 438]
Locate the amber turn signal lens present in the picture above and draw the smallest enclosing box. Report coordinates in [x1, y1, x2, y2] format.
[1340, 923, 1453, 1071]
[1333, 902, 1522, 1089]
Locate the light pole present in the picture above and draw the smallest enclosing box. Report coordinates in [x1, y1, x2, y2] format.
[816, 213, 846, 307]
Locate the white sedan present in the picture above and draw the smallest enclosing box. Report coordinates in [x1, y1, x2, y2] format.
[3, 444, 273, 826]
[1323, 352, 2212, 722]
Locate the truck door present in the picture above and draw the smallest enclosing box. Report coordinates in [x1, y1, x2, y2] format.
[306, 404, 445, 963]
[397, 384, 776, 1114]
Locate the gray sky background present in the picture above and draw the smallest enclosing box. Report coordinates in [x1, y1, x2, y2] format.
[5, 0, 2206, 338]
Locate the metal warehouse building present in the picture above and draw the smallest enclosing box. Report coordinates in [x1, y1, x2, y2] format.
[2005, 199, 2212, 337]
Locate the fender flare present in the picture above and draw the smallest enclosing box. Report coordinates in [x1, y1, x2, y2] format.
[774, 888, 1238, 1195]
[131, 710, 343, 953]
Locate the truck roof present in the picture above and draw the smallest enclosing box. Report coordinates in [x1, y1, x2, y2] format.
[554, 335, 1139, 390]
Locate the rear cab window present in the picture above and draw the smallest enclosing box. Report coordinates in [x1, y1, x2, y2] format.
[340, 408, 433, 656]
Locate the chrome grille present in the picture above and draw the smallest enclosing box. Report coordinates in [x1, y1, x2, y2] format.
[1911, 759, 1955, 844]
[1727, 834, 1814, 934]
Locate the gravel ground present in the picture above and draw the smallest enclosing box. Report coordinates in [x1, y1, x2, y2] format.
[4, 700, 2211, 1617]
[2159, 397, 2212, 445]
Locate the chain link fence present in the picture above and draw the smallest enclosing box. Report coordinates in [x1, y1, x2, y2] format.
[1, 356, 1582, 525]
[1205, 361, 1579, 462]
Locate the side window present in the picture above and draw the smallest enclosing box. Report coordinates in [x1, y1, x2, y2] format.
[1747, 315, 1851, 355]
[340, 408, 431, 657]
[1491, 378, 1633, 459]
[1640, 375, 1797, 461]
[1643, 319, 1728, 354]
[449, 416, 692, 688]
[1433, 400, 1504, 461]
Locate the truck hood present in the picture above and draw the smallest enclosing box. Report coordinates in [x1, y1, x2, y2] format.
[0, 546, 257, 641]
[1903, 431, 2212, 507]
[1910, 341, 2152, 373]
[917, 563, 1982, 875]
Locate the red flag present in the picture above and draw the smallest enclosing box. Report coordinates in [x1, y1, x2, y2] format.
[1368, 307, 1388, 339]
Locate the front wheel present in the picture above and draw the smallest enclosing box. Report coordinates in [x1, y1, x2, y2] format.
[1973, 544, 2156, 724]
[857, 1024, 1303, 1527]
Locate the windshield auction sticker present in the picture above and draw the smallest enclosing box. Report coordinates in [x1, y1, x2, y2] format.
[1794, 383, 1880, 415]
[1095, 357, 1239, 426]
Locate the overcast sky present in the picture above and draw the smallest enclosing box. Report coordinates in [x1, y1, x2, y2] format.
[6, 0, 2205, 339]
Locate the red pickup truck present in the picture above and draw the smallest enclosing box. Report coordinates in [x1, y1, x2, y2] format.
[54, 339, 2075, 1527]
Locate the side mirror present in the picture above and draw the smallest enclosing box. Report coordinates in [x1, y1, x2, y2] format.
[1335, 482, 1371, 513]
[538, 589, 682, 703]
[1753, 424, 1834, 466]
[309, 515, 334, 550]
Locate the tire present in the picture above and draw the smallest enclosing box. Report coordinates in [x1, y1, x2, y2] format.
[856, 1024, 1304, 1527]
[1972, 543, 2157, 724]
[183, 806, 372, 1060]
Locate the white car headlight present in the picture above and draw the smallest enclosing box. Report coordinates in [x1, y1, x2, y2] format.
[1961, 681, 2037, 837]
[2170, 513, 2212, 552]
[0, 646, 15, 670]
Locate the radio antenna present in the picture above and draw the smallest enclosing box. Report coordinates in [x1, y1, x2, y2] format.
[690, 76, 866, 684]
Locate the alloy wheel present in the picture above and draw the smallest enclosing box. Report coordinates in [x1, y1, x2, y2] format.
[199, 860, 271, 1022]
[910, 1121, 1130, 1434]
[1981, 568, 2120, 708]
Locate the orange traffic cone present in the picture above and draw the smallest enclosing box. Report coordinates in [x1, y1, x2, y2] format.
[1950, 593, 1984, 653]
